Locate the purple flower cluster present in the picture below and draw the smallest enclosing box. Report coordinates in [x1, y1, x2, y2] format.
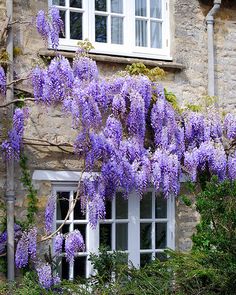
[65, 230, 84, 263]
[0, 66, 6, 95]
[73, 56, 98, 82]
[54, 233, 64, 255]
[36, 263, 60, 289]
[45, 193, 56, 234]
[36, 7, 64, 49]
[1, 108, 28, 160]
[224, 113, 236, 140]
[28, 227, 37, 259]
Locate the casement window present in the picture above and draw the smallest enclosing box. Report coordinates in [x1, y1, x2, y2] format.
[53, 184, 175, 280]
[49, 0, 170, 60]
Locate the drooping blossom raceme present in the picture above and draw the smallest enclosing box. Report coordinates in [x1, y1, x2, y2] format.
[0, 231, 7, 254]
[50, 6, 64, 49]
[228, 152, 236, 180]
[32, 66, 46, 101]
[0, 66, 6, 95]
[45, 193, 56, 235]
[65, 230, 85, 263]
[15, 232, 29, 268]
[36, 263, 53, 289]
[73, 56, 98, 82]
[224, 113, 236, 140]
[28, 227, 37, 260]
[1, 108, 29, 160]
[54, 233, 64, 255]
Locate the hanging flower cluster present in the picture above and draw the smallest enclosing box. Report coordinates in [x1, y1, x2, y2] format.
[1, 108, 29, 160]
[36, 263, 60, 289]
[0, 66, 6, 95]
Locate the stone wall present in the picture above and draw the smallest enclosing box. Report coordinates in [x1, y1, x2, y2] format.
[1, 0, 236, 257]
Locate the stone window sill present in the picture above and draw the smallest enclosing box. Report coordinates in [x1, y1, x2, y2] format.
[38, 49, 185, 72]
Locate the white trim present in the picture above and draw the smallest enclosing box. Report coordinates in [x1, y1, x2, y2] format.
[32, 170, 98, 181]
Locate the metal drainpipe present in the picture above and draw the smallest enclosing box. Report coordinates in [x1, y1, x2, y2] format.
[6, 0, 15, 282]
[206, 0, 221, 103]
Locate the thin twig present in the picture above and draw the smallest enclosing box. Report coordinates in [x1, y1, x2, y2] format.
[40, 169, 85, 242]
[7, 76, 29, 86]
[0, 98, 35, 108]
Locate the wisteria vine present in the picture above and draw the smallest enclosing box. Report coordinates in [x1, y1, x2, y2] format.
[0, 6, 236, 290]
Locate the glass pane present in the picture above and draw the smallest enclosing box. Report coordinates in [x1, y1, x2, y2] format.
[105, 200, 112, 219]
[140, 253, 152, 267]
[59, 10, 65, 38]
[74, 193, 86, 220]
[140, 192, 152, 219]
[74, 256, 87, 279]
[135, 20, 147, 47]
[140, 223, 152, 249]
[57, 256, 70, 280]
[155, 193, 167, 218]
[95, 16, 107, 43]
[111, 0, 123, 13]
[116, 223, 128, 250]
[95, 0, 107, 11]
[116, 193, 128, 219]
[100, 224, 112, 250]
[70, 12, 83, 40]
[155, 223, 167, 249]
[150, 0, 162, 18]
[57, 192, 70, 220]
[155, 252, 167, 261]
[70, 0, 82, 8]
[135, 0, 146, 16]
[74, 224, 86, 251]
[151, 21, 162, 48]
[53, 0, 65, 5]
[111, 17, 123, 44]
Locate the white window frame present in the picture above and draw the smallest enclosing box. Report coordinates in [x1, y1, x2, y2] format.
[33, 170, 175, 279]
[48, 0, 171, 60]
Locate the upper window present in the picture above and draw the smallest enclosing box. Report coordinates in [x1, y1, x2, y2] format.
[53, 184, 175, 280]
[49, 0, 170, 59]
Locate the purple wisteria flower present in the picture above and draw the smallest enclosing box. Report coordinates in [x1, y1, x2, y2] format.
[28, 227, 37, 259]
[54, 233, 64, 255]
[36, 10, 50, 40]
[228, 152, 236, 180]
[224, 113, 236, 140]
[15, 232, 29, 268]
[0, 66, 6, 95]
[45, 193, 56, 235]
[73, 56, 98, 82]
[65, 230, 84, 263]
[36, 263, 53, 289]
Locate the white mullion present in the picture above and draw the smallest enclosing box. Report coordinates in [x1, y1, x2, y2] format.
[167, 195, 175, 250]
[107, 0, 111, 44]
[112, 197, 116, 250]
[65, 0, 70, 40]
[147, 0, 150, 48]
[69, 190, 74, 280]
[151, 190, 155, 260]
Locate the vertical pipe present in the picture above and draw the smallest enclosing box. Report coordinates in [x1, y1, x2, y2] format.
[6, 0, 15, 282]
[206, 0, 221, 105]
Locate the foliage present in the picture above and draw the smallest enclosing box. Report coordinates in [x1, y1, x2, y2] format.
[19, 155, 38, 228]
[125, 62, 166, 81]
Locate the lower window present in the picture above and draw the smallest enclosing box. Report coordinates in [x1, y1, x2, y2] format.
[53, 184, 175, 280]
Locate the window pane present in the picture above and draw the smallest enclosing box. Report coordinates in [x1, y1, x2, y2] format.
[155, 223, 167, 249]
[74, 224, 86, 251]
[74, 256, 87, 279]
[135, 20, 147, 47]
[100, 224, 112, 250]
[140, 192, 152, 219]
[95, 15, 107, 43]
[105, 200, 112, 219]
[140, 223, 152, 249]
[150, 0, 162, 18]
[57, 256, 70, 280]
[111, 17, 123, 44]
[155, 193, 167, 218]
[70, 12, 83, 39]
[53, 0, 65, 5]
[70, 0, 82, 8]
[111, 0, 123, 13]
[151, 21, 162, 48]
[116, 223, 128, 250]
[116, 193, 128, 219]
[95, 0, 107, 11]
[59, 10, 65, 38]
[155, 252, 167, 261]
[135, 0, 146, 16]
[57, 192, 70, 220]
[74, 193, 86, 220]
[140, 253, 152, 267]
